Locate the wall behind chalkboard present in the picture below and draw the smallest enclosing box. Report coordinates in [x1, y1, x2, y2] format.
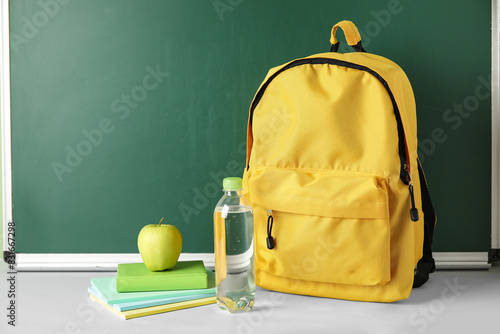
[10, 0, 491, 253]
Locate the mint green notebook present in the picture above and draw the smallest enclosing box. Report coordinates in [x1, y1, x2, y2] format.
[91, 268, 215, 304]
[116, 260, 208, 292]
[88, 286, 214, 311]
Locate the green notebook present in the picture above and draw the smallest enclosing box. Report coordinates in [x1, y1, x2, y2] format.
[116, 260, 208, 292]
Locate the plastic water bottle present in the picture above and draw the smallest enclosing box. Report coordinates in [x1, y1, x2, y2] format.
[214, 177, 255, 313]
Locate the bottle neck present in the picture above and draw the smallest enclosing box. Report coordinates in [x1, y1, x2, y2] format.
[224, 189, 243, 197]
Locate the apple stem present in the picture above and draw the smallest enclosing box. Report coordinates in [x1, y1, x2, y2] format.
[159, 217, 164, 227]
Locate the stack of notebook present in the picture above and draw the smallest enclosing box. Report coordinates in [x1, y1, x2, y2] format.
[88, 260, 216, 319]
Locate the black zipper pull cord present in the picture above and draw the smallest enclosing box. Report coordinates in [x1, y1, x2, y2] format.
[266, 209, 275, 250]
[409, 183, 419, 222]
[405, 165, 419, 222]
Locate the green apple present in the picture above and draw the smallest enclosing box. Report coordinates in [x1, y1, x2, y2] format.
[137, 217, 182, 271]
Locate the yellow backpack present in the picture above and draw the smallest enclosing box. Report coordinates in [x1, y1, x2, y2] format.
[242, 21, 436, 302]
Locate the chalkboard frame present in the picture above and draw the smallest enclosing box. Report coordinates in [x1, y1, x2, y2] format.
[0, 0, 495, 270]
[491, 0, 500, 262]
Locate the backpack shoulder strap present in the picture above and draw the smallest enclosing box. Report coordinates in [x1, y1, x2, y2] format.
[413, 158, 437, 288]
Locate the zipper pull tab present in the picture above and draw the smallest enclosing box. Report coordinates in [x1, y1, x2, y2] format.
[407, 174, 419, 222]
[266, 209, 275, 250]
[409, 184, 419, 222]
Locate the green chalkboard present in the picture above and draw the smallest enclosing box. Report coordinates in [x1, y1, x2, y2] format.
[10, 0, 491, 253]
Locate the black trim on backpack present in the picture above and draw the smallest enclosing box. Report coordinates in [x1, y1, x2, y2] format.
[248, 57, 410, 186]
[413, 158, 436, 288]
[330, 41, 367, 53]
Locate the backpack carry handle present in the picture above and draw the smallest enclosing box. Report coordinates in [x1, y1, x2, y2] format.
[330, 20, 366, 53]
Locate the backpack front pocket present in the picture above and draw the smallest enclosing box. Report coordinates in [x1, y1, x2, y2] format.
[248, 168, 391, 286]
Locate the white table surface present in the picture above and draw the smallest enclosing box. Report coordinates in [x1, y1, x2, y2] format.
[1, 261, 499, 334]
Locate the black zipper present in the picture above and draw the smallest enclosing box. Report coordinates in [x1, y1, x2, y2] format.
[266, 209, 275, 249]
[248, 57, 419, 222]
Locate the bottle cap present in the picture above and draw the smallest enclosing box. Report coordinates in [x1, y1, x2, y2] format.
[223, 177, 242, 190]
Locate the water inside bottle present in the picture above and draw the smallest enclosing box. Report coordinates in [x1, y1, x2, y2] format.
[214, 205, 255, 313]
